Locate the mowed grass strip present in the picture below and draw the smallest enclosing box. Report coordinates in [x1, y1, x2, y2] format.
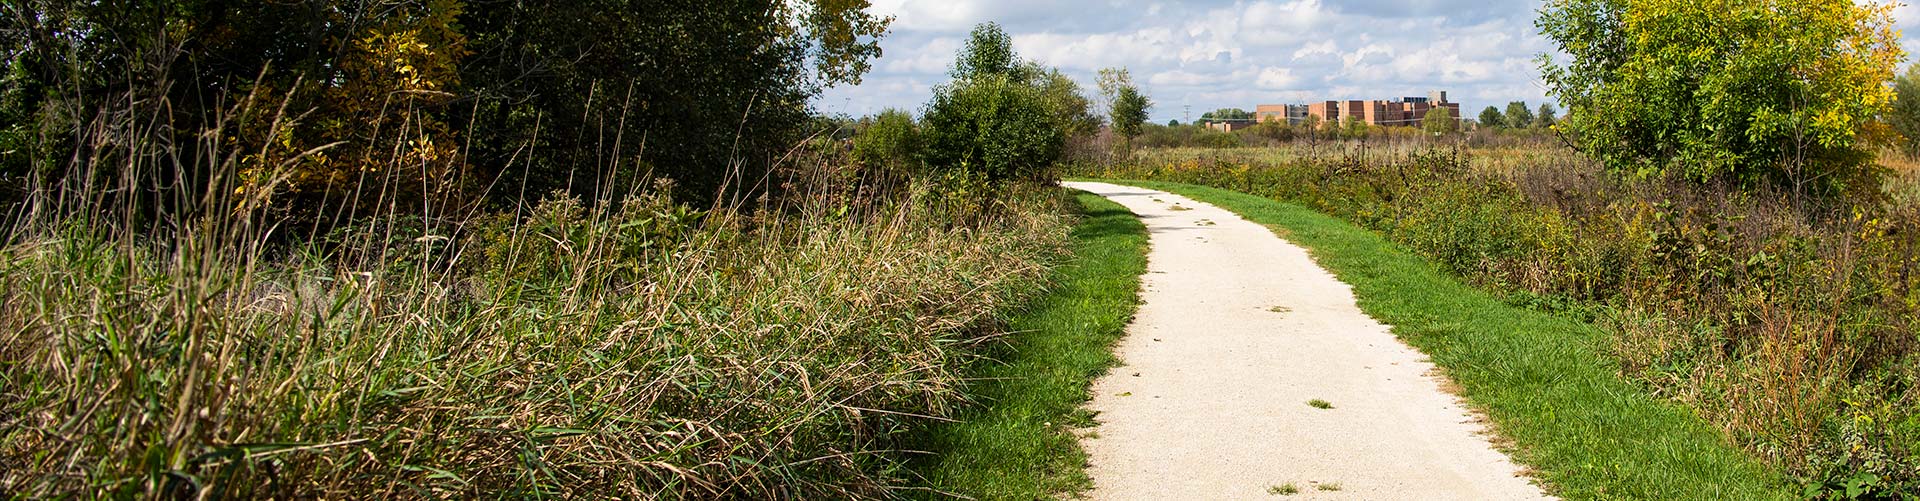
[1093, 180, 1789, 500]
[911, 190, 1149, 499]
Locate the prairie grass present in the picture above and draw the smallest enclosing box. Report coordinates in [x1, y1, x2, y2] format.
[0, 88, 1076, 498]
[908, 191, 1148, 498]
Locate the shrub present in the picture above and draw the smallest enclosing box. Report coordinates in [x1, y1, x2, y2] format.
[1538, 0, 1905, 201]
[852, 108, 923, 174]
[920, 74, 1067, 183]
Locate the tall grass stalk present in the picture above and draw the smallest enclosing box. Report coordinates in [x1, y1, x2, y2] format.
[0, 80, 1071, 498]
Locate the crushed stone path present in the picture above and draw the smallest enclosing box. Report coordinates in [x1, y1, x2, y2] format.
[1064, 181, 1550, 500]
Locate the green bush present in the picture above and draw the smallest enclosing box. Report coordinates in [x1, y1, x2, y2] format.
[852, 108, 923, 174]
[920, 75, 1067, 183]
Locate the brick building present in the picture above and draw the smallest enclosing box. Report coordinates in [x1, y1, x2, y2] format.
[1288, 91, 1460, 127]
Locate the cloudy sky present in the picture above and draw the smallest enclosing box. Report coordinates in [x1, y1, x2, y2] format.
[816, 0, 1920, 123]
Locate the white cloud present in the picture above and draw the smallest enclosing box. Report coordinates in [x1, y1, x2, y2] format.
[823, 0, 1920, 121]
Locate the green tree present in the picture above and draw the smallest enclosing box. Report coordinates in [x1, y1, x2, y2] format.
[1535, 103, 1559, 129]
[1886, 65, 1920, 158]
[1478, 106, 1506, 129]
[952, 22, 1021, 80]
[1100, 67, 1151, 155]
[1539, 0, 1904, 197]
[1504, 101, 1535, 129]
[1034, 66, 1101, 137]
[1199, 108, 1252, 123]
[1423, 107, 1459, 134]
[852, 109, 921, 172]
[0, 0, 894, 221]
[920, 76, 1064, 182]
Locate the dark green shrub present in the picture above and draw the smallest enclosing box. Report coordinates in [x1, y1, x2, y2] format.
[920, 75, 1066, 183]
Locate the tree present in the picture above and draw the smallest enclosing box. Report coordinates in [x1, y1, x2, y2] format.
[952, 22, 1020, 80]
[852, 109, 921, 173]
[0, 0, 895, 223]
[1535, 103, 1559, 129]
[1423, 107, 1459, 134]
[1504, 101, 1536, 129]
[1199, 108, 1252, 123]
[1539, 0, 1903, 197]
[1168, 119, 1180, 126]
[1887, 65, 1920, 158]
[1034, 65, 1102, 137]
[1478, 106, 1506, 129]
[922, 23, 1090, 182]
[1100, 67, 1151, 155]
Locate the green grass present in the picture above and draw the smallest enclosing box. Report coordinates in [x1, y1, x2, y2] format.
[910, 190, 1149, 498]
[1307, 399, 1334, 409]
[1085, 179, 1791, 500]
[1268, 482, 1300, 495]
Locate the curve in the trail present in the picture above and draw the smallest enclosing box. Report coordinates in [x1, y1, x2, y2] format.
[1066, 181, 1550, 500]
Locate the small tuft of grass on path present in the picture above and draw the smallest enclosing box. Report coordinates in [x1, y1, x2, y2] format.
[1307, 399, 1333, 409]
[1268, 483, 1300, 495]
[1086, 180, 1790, 500]
[909, 189, 1150, 498]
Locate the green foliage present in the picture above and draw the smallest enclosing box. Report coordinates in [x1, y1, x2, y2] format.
[922, 75, 1067, 183]
[1200, 108, 1252, 122]
[953, 22, 1022, 80]
[1035, 67, 1103, 137]
[1479, 106, 1507, 129]
[1538, 0, 1905, 198]
[1101, 68, 1153, 153]
[1422, 107, 1459, 134]
[0, 0, 894, 225]
[1886, 66, 1920, 158]
[1535, 103, 1559, 129]
[852, 108, 922, 173]
[1504, 101, 1536, 129]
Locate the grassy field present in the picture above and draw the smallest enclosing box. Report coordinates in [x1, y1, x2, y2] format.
[0, 177, 1075, 498]
[909, 191, 1149, 498]
[1088, 179, 1791, 500]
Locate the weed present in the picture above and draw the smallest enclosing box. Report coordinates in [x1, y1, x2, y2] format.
[1269, 483, 1300, 495]
[1308, 399, 1334, 409]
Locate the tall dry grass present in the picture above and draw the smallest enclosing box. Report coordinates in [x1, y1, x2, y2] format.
[0, 77, 1071, 498]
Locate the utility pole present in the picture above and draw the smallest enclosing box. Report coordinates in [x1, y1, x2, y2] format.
[1184, 104, 1191, 124]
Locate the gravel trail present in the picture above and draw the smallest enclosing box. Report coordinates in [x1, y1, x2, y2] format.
[1066, 181, 1549, 500]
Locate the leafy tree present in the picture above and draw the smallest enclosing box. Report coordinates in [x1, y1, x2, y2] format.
[1033, 66, 1101, 137]
[1342, 116, 1369, 139]
[922, 23, 1091, 182]
[1539, 0, 1904, 198]
[952, 22, 1021, 81]
[1504, 101, 1535, 129]
[1423, 107, 1458, 134]
[1167, 119, 1180, 126]
[0, 0, 894, 224]
[1535, 103, 1559, 129]
[1887, 65, 1920, 158]
[852, 109, 920, 173]
[1100, 67, 1151, 155]
[920, 75, 1064, 183]
[1478, 106, 1506, 129]
[1199, 108, 1252, 123]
